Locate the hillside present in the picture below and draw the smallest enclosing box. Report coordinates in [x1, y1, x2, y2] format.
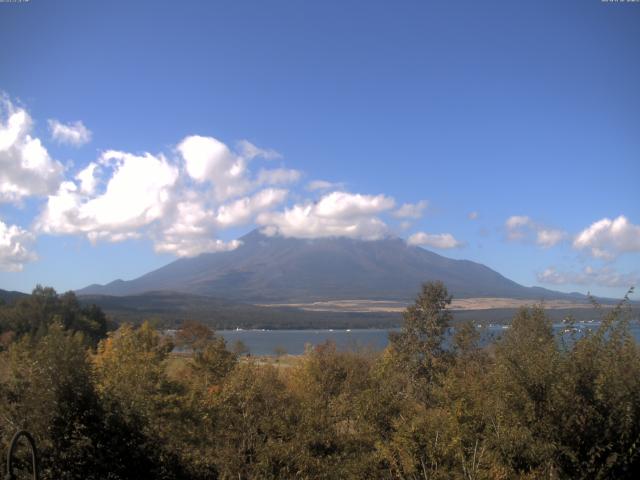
[0, 288, 28, 304]
[78, 229, 584, 302]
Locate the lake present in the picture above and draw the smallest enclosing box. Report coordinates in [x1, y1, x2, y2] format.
[216, 320, 640, 356]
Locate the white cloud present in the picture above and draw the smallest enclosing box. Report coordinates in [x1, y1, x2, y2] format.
[408, 231, 464, 249]
[505, 215, 566, 248]
[216, 188, 288, 227]
[314, 191, 395, 218]
[306, 180, 344, 191]
[573, 216, 640, 260]
[237, 139, 282, 160]
[177, 135, 295, 202]
[155, 186, 288, 258]
[393, 200, 428, 219]
[154, 234, 241, 258]
[178, 135, 250, 201]
[257, 191, 395, 240]
[48, 119, 92, 146]
[505, 215, 533, 239]
[256, 168, 301, 186]
[538, 265, 638, 289]
[0, 219, 36, 272]
[75, 162, 99, 195]
[37, 150, 179, 242]
[153, 198, 218, 257]
[0, 97, 64, 203]
[468, 211, 478, 220]
[35, 131, 299, 257]
[536, 228, 567, 248]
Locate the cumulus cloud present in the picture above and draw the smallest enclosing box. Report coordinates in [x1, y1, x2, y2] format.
[37, 150, 179, 242]
[48, 119, 92, 146]
[505, 215, 566, 248]
[468, 211, 478, 220]
[152, 197, 223, 257]
[538, 265, 638, 289]
[33, 130, 301, 258]
[154, 190, 288, 258]
[393, 200, 428, 219]
[178, 135, 250, 201]
[306, 180, 344, 191]
[75, 162, 99, 195]
[0, 219, 36, 272]
[154, 229, 241, 258]
[256, 168, 301, 186]
[4, 102, 471, 263]
[257, 191, 395, 240]
[315, 191, 395, 218]
[216, 188, 288, 227]
[408, 231, 464, 249]
[177, 135, 295, 200]
[573, 216, 640, 260]
[0, 97, 64, 203]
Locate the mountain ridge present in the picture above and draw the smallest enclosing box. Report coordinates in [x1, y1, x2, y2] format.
[76, 229, 586, 302]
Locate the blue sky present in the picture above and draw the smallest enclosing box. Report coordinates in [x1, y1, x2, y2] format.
[0, 0, 638, 298]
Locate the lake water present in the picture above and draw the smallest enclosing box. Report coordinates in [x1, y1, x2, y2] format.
[217, 321, 640, 356]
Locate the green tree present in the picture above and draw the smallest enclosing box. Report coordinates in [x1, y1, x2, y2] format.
[0, 323, 154, 480]
[389, 281, 453, 399]
[551, 291, 640, 479]
[289, 342, 384, 478]
[212, 362, 299, 479]
[0, 286, 108, 347]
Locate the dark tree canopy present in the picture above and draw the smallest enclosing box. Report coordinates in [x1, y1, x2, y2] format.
[0, 285, 108, 348]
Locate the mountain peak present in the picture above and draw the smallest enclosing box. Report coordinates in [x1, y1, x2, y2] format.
[77, 230, 578, 302]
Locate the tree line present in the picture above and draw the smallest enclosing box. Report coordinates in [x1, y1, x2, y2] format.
[0, 282, 639, 479]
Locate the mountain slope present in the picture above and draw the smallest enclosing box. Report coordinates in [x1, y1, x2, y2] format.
[0, 288, 28, 304]
[77, 229, 582, 302]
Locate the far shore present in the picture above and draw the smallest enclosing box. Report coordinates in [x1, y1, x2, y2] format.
[257, 297, 602, 313]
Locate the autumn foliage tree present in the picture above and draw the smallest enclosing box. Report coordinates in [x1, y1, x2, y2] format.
[1, 284, 639, 479]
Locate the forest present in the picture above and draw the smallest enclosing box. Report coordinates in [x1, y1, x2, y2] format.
[0, 282, 639, 479]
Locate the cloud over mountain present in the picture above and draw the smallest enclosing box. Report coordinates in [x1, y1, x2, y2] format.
[0, 93, 636, 299]
[258, 191, 395, 240]
[408, 231, 464, 249]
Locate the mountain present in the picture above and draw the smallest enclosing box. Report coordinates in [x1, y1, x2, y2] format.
[77, 229, 583, 302]
[76, 290, 405, 329]
[0, 288, 28, 304]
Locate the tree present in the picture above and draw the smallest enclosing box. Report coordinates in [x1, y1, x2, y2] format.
[190, 336, 237, 387]
[389, 281, 453, 398]
[0, 286, 108, 347]
[93, 322, 187, 479]
[212, 363, 299, 479]
[551, 291, 640, 478]
[0, 323, 127, 479]
[175, 320, 215, 353]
